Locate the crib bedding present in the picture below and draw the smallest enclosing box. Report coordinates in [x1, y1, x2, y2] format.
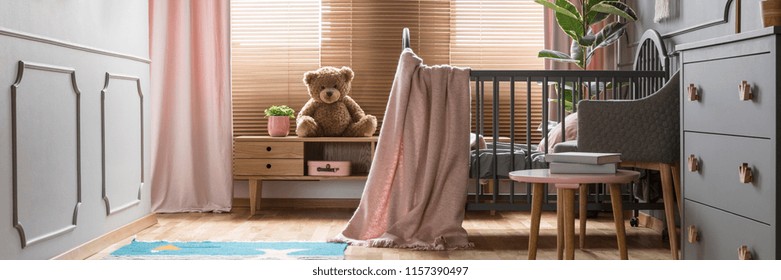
[470, 142, 547, 179]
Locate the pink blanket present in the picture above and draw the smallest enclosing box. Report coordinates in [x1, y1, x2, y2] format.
[332, 49, 472, 250]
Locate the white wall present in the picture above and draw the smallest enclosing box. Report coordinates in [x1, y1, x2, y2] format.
[0, 0, 151, 259]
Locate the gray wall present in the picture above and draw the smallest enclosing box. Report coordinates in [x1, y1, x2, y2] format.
[1, 0, 151, 259]
[619, 0, 764, 71]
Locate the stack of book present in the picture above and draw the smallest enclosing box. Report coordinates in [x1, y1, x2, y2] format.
[545, 152, 621, 174]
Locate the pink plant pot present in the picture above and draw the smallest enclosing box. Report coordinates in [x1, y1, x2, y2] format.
[267, 116, 290, 137]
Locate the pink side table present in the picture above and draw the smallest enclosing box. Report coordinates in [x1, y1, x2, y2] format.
[509, 169, 640, 260]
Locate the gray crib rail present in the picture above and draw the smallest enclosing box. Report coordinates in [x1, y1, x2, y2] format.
[468, 70, 666, 212]
[401, 27, 669, 213]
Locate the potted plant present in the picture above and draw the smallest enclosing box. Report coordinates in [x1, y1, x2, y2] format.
[535, 0, 637, 121]
[264, 105, 295, 137]
[535, 0, 638, 70]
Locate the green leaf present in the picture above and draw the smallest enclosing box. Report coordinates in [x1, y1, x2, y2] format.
[592, 21, 626, 49]
[553, 0, 585, 42]
[538, 49, 580, 64]
[591, 1, 638, 21]
[264, 105, 296, 118]
[534, 0, 579, 20]
[587, 21, 627, 60]
[569, 40, 586, 69]
[586, 11, 610, 25]
[577, 29, 596, 47]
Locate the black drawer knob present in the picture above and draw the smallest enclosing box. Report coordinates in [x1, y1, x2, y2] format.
[266, 164, 272, 169]
[266, 146, 272, 152]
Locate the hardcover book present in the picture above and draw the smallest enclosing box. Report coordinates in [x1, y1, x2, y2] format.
[544, 152, 621, 165]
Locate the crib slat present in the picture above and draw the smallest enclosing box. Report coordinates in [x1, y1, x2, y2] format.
[465, 69, 665, 211]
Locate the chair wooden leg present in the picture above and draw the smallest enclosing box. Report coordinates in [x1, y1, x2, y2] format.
[608, 184, 628, 260]
[579, 184, 587, 249]
[660, 163, 680, 260]
[528, 183, 544, 260]
[671, 162, 682, 215]
[557, 188, 564, 260]
[563, 188, 576, 260]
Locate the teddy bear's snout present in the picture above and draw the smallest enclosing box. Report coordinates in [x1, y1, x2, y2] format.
[319, 88, 341, 104]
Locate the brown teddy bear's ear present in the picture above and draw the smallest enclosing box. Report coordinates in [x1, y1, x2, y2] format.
[340, 66, 354, 82]
[303, 71, 317, 86]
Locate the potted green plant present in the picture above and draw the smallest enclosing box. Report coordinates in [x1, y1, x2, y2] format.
[535, 0, 638, 70]
[264, 105, 295, 137]
[535, 0, 637, 120]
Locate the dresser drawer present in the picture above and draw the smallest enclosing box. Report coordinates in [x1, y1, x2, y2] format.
[234, 141, 304, 159]
[682, 53, 776, 138]
[684, 200, 774, 260]
[233, 159, 304, 176]
[683, 132, 775, 223]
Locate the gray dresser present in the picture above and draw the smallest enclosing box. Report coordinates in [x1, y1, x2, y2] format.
[678, 27, 780, 260]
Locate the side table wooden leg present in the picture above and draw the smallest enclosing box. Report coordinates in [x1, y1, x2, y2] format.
[557, 187, 564, 260]
[579, 184, 587, 249]
[249, 180, 258, 216]
[609, 183, 628, 260]
[528, 183, 544, 260]
[563, 188, 576, 260]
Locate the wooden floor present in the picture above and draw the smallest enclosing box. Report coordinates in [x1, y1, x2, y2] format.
[88, 207, 672, 260]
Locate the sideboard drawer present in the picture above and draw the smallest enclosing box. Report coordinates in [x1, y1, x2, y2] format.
[234, 159, 304, 176]
[682, 53, 776, 138]
[684, 200, 774, 260]
[683, 132, 775, 224]
[234, 141, 304, 159]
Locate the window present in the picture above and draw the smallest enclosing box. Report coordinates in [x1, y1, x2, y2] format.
[451, 0, 545, 142]
[231, 0, 545, 140]
[231, 0, 320, 136]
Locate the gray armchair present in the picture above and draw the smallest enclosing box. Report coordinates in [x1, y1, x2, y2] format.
[553, 71, 681, 259]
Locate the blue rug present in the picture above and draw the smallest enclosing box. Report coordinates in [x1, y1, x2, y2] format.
[105, 240, 348, 260]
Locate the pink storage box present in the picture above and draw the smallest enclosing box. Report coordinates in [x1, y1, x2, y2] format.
[307, 161, 351, 176]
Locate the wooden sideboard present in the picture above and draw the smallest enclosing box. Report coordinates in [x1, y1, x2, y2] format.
[233, 136, 378, 215]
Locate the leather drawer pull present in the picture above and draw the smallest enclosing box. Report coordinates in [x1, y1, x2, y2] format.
[687, 225, 699, 244]
[687, 154, 699, 172]
[738, 245, 752, 260]
[266, 146, 272, 152]
[738, 81, 753, 101]
[687, 84, 699, 101]
[739, 163, 753, 184]
[266, 164, 272, 169]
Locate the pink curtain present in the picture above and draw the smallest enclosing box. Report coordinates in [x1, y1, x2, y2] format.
[149, 0, 232, 212]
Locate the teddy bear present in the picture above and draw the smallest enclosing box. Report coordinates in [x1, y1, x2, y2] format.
[296, 66, 377, 137]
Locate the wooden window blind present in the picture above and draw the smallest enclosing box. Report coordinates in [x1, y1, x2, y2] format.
[231, 0, 544, 140]
[450, 0, 545, 142]
[231, 0, 320, 136]
[321, 0, 451, 135]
